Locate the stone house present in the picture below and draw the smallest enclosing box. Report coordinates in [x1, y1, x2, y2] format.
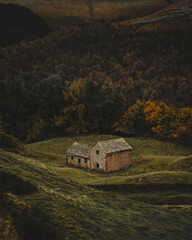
[66, 142, 92, 168]
[66, 138, 132, 172]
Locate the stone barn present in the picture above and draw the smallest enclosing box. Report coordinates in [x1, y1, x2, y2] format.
[90, 138, 132, 172]
[66, 142, 92, 168]
[66, 138, 132, 172]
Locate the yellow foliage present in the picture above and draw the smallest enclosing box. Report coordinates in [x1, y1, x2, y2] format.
[63, 78, 86, 103]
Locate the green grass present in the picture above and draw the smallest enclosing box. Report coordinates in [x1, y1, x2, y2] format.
[25, 135, 192, 184]
[108, 171, 192, 184]
[25, 135, 119, 156]
[162, 205, 192, 217]
[24, 135, 192, 219]
[1, 147, 192, 239]
[167, 156, 192, 172]
[23, 151, 67, 167]
[129, 155, 181, 173]
[25, 134, 192, 157]
[54, 169, 191, 185]
[52, 167, 192, 185]
[111, 191, 192, 205]
[2, 135, 192, 238]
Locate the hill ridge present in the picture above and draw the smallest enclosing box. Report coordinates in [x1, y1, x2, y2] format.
[0, 3, 52, 46]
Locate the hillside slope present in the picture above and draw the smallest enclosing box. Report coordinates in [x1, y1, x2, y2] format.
[120, 0, 192, 29]
[0, 3, 52, 46]
[25, 135, 192, 214]
[0, 0, 179, 28]
[1, 146, 192, 239]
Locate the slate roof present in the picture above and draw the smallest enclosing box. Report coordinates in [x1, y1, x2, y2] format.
[97, 138, 132, 155]
[66, 142, 91, 158]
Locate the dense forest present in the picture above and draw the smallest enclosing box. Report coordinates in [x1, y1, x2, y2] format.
[0, 22, 191, 144]
[0, 3, 52, 47]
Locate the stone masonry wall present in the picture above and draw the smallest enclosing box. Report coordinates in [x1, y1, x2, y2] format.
[67, 155, 91, 168]
[105, 150, 131, 172]
[90, 143, 106, 171]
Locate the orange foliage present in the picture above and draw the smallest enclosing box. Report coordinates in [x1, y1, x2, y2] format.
[120, 100, 192, 139]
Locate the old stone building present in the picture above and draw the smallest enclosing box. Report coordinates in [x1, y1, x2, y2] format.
[66, 142, 92, 168]
[66, 138, 132, 172]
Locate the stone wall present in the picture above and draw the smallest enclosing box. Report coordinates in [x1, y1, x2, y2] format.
[105, 150, 131, 172]
[67, 155, 91, 168]
[67, 149, 131, 172]
[90, 143, 106, 171]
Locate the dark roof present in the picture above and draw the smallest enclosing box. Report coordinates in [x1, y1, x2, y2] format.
[97, 138, 132, 154]
[66, 142, 91, 158]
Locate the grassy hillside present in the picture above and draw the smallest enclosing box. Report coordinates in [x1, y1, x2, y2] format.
[25, 135, 192, 184]
[0, 0, 178, 28]
[25, 135, 192, 157]
[24, 136, 192, 212]
[1, 145, 192, 239]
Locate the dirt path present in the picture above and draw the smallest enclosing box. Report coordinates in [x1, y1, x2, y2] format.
[118, 0, 185, 25]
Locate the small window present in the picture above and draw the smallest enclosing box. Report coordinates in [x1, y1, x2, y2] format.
[78, 158, 81, 164]
[71, 156, 73, 160]
[96, 150, 99, 155]
[85, 159, 87, 163]
[97, 163, 99, 168]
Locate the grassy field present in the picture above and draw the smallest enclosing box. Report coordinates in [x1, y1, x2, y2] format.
[23, 135, 192, 215]
[25, 135, 192, 183]
[0, 0, 176, 28]
[25, 134, 192, 157]
[1, 144, 192, 239]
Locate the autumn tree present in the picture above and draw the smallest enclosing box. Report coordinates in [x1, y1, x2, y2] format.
[144, 101, 176, 137]
[119, 100, 192, 144]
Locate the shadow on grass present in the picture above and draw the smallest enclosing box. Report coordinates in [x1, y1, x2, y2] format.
[0, 171, 38, 195]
